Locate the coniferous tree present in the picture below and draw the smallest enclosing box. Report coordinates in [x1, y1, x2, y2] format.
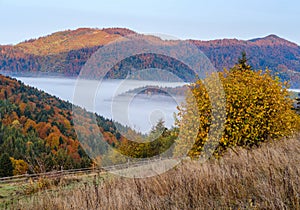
[0, 152, 13, 177]
[237, 51, 252, 71]
[295, 93, 300, 114]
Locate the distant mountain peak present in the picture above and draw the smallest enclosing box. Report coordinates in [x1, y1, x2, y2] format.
[249, 34, 281, 42]
[12, 27, 141, 56]
[249, 34, 298, 47]
[102, 27, 137, 36]
[265, 34, 280, 39]
[15, 28, 123, 55]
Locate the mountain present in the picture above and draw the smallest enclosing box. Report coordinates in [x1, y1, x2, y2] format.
[0, 74, 132, 174]
[16, 28, 123, 56]
[191, 34, 300, 87]
[0, 28, 300, 87]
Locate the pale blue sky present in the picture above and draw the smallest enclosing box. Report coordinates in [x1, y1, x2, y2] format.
[0, 0, 299, 45]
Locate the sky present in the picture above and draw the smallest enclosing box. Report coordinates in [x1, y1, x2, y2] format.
[0, 0, 299, 45]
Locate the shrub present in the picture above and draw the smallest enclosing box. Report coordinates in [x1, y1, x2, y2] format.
[175, 63, 300, 158]
[10, 157, 29, 175]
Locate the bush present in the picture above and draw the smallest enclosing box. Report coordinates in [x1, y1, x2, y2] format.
[175, 62, 300, 158]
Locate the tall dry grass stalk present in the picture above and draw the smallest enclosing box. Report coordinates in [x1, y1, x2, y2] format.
[14, 136, 300, 209]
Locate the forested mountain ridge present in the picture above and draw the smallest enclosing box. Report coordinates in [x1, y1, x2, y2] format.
[0, 74, 129, 174]
[0, 28, 300, 87]
[191, 34, 300, 87]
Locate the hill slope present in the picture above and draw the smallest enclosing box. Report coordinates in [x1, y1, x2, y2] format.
[0, 28, 300, 87]
[16, 28, 122, 56]
[0, 74, 129, 174]
[13, 136, 300, 209]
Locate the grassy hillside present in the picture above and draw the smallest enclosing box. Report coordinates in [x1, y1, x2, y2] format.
[11, 135, 300, 209]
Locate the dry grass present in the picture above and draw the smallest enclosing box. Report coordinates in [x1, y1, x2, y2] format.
[12, 136, 300, 209]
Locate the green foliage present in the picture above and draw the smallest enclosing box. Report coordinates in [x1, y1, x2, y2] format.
[0, 153, 13, 177]
[175, 59, 300, 158]
[237, 51, 252, 71]
[109, 120, 176, 162]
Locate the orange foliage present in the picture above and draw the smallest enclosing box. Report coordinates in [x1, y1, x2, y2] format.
[24, 119, 37, 133]
[46, 132, 60, 149]
[36, 122, 52, 139]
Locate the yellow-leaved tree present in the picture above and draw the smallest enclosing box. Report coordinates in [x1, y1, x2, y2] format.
[175, 53, 300, 158]
[10, 157, 29, 175]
